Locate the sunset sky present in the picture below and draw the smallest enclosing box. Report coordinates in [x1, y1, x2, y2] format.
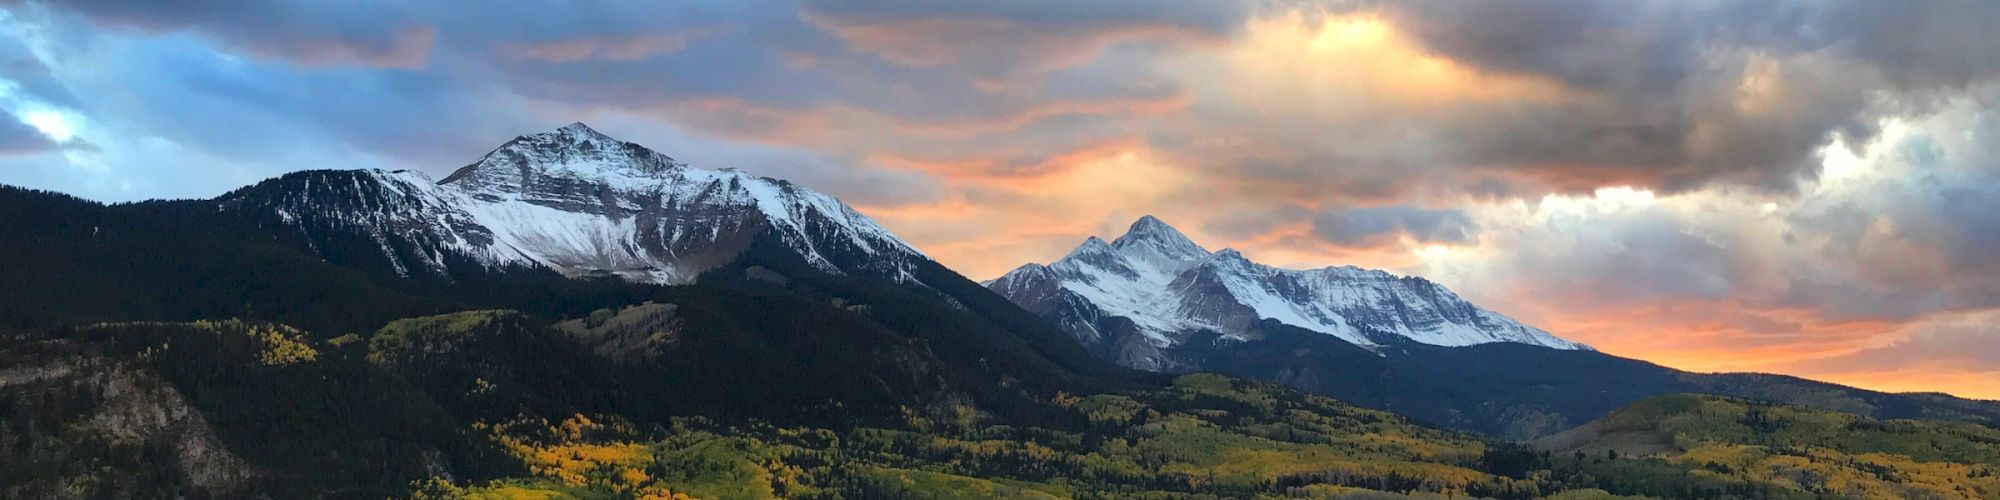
[3, 1, 1998, 398]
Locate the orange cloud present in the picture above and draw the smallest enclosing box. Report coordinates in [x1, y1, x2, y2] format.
[862, 143, 1195, 279]
[1202, 11, 1574, 113]
[868, 138, 1145, 180]
[895, 89, 1193, 136]
[1474, 295, 2000, 400]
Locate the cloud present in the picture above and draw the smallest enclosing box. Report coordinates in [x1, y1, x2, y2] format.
[0, 27, 80, 107]
[1768, 308, 2000, 399]
[1407, 93, 2000, 385]
[1312, 206, 1476, 248]
[799, 0, 1239, 74]
[1785, 309, 2000, 375]
[9, 0, 436, 68]
[514, 30, 715, 63]
[1370, 0, 2000, 194]
[0, 108, 55, 154]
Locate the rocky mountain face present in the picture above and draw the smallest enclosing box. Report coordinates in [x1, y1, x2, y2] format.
[988, 216, 1585, 370]
[216, 123, 924, 285]
[0, 345, 256, 497]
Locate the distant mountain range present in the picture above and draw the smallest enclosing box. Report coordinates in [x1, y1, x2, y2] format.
[987, 215, 1582, 370]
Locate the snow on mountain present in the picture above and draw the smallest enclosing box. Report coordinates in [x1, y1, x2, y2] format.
[988, 216, 1585, 369]
[224, 123, 924, 285]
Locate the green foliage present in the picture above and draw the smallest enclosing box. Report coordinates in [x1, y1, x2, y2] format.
[368, 310, 629, 423]
[1541, 394, 2000, 499]
[449, 374, 1554, 499]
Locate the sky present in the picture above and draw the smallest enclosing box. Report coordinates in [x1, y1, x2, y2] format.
[2, 1, 1998, 399]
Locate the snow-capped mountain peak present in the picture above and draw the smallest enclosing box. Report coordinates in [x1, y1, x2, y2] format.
[987, 215, 1587, 370]
[230, 123, 925, 285]
[440, 122, 686, 194]
[1068, 236, 1116, 256]
[1110, 215, 1211, 273]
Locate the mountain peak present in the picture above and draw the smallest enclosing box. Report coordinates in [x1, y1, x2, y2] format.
[1119, 215, 1182, 239]
[440, 122, 685, 189]
[992, 214, 1589, 359]
[1067, 236, 1116, 258]
[275, 122, 925, 286]
[527, 121, 625, 150]
[1200, 248, 1256, 270]
[1110, 215, 1209, 269]
[547, 122, 621, 144]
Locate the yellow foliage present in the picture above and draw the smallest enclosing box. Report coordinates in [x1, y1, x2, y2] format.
[486, 414, 661, 493]
[252, 326, 319, 366]
[1052, 391, 1082, 409]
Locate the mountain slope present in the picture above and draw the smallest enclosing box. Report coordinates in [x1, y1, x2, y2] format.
[988, 216, 1582, 370]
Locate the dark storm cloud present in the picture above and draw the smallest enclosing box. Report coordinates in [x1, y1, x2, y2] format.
[0, 109, 54, 155]
[1354, 0, 2000, 195]
[1385, 0, 2000, 96]
[0, 32, 78, 107]
[1311, 206, 1477, 248]
[1770, 1, 2000, 89]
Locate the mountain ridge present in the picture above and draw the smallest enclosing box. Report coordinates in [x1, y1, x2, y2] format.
[989, 215, 1583, 370]
[216, 123, 924, 286]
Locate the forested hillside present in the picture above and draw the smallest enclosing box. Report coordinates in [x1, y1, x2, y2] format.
[1536, 394, 2000, 498]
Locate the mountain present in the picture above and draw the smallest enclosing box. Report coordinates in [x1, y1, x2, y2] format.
[987, 215, 1582, 370]
[0, 123, 1136, 427]
[215, 122, 924, 285]
[988, 216, 2000, 439]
